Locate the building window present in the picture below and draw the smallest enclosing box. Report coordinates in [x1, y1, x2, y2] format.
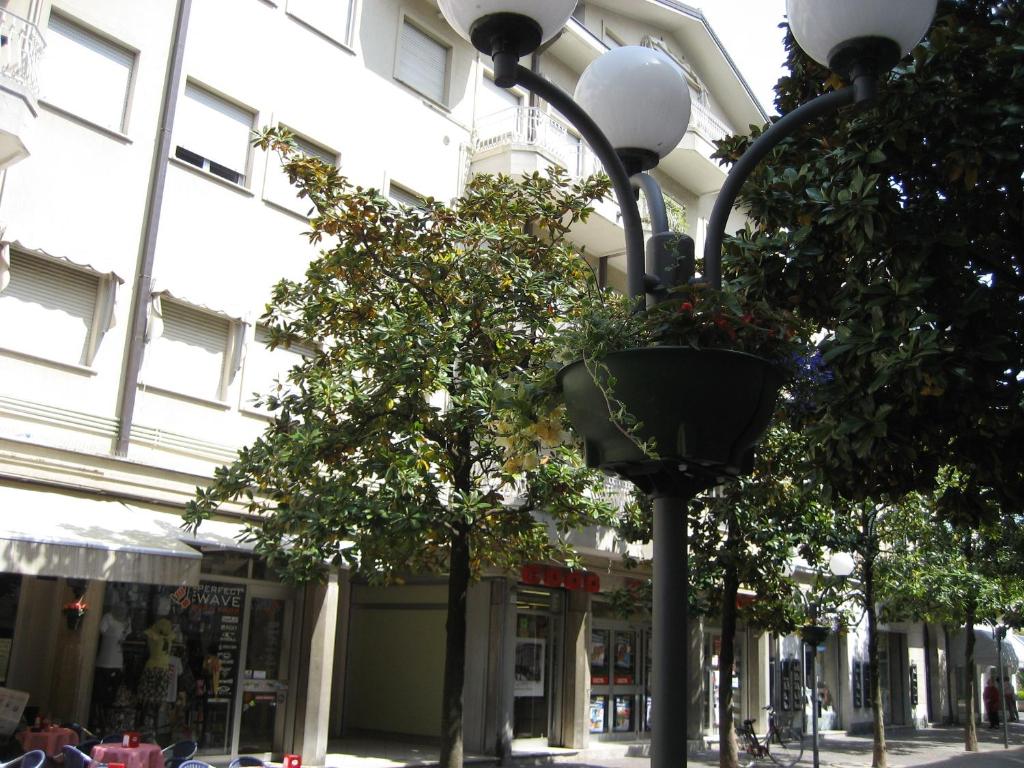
[144, 297, 243, 402]
[387, 183, 424, 209]
[263, 129, 338, 216]
[174, 83, 255, 186]
[39, 14, 135, 133]
[0, 249, 114, 367]
[396, 18, 449, 105]
[286, 0, 355, 46]
[241, 325, 314, 413]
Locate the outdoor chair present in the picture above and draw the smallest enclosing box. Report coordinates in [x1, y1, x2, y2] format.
[62, 745, 94, 768]
[162, 740, 198, 768]
[228, 757, 266, 768]
[1, 750, 46, 768]
[176, 760, 215, 768]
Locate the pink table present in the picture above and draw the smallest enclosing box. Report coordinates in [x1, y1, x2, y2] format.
[17, 727, 79, 755]
[91, 743, 164, 768]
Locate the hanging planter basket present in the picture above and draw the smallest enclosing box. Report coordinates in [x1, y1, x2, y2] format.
[557, 347, 783, 493]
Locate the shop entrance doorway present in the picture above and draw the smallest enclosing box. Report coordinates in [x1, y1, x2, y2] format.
[237, 585, 293, 755]
[513, 587, 564, 742]
[589, 620, 651, 738]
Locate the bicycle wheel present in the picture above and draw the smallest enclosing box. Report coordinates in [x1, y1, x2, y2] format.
[737, 739, 758, 768]
[768, 726, 804, 767]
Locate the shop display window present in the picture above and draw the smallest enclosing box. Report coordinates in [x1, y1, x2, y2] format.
[589, 695, 607, 734]
[0, 575, 20, 685]
[613, 694, 634, 732]
[590, 629, 610, 685]
[613, 631, 636, 685]
[90, 581, 245, 752]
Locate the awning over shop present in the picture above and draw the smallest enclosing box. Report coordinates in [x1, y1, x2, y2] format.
[949, 627, 1021, 671]
[0, 483, 202, 585]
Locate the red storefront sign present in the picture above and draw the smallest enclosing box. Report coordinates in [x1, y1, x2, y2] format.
[520, 564, 600, 593]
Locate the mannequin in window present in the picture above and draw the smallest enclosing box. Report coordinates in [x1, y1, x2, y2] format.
[92, 603, 130, 730]
[138, 616, 175, 734]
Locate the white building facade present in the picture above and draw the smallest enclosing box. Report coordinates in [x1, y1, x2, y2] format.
[0, 0, 976, 763]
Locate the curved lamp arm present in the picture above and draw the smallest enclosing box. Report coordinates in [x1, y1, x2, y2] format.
[703, 86, 857, 289]
[514, 64, 647, 301]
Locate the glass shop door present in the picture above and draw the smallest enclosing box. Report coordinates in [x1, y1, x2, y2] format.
[236, 586, 293, 757]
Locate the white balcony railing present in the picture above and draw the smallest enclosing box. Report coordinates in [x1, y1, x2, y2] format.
[689, 99, 731, 144]
[473, 106, 602, 179]
[473, 102, 733, 181]
[0, 9, 45, 99]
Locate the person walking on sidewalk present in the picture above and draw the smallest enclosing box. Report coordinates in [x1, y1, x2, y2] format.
[984, 676, 1001, 728]
[1005, 680, 1019, 722]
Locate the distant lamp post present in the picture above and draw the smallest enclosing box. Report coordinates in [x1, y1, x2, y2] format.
[995, 625, 1010, 749]
[436, 2, 936, 767]
[799, 552, 855, 768]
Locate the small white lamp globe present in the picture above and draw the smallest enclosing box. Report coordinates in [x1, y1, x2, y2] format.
[574, 46, 691, 170]
[787, 0, 937, 72]
[828, 551, 856, 578]
[438, 0, 577, 52]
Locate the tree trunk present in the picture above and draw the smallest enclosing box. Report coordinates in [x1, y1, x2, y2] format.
[964, 602, 978, 751]
[439, 524, 471, 768]
[718, 514, 741, 768]
[864, 540, 887, 768]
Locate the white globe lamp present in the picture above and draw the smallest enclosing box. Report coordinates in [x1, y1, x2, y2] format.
[574, 46, 691, 174]
[438, 0, 577, 58]
[828, 551, 855, 578]
[787, 0, 937, 79]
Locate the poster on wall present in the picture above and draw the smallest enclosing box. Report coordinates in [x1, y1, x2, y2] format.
[0, 639, 10, 685]
[0, 687, 28, 737]
[183, 583, 246, 702]
[613, 695, 634, 732]
[614, 631, 636, 685]
[852, 660, 863, 708]
[910, 663, 919, 706]
[589, 695, 607, 733]
[862, 662, 872, 706]
[781, 660, 792, 711]
[514, 638, 545, 697]
[591, 629, 610, 685]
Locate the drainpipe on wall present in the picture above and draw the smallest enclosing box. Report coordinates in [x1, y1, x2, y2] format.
[114, 0, 191, 456]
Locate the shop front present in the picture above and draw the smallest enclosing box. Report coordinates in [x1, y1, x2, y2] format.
[0, 482, 323, 762]
[588, 604, 650, 739]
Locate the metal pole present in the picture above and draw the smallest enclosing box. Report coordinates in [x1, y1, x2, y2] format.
[998, 631, 1009, 748]
[653, 496, 688, 768]
[808, 641, 820, 768]
[702, 87, 855, 289]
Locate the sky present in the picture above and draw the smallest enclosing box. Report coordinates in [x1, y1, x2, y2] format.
[698, 0, 789, 115]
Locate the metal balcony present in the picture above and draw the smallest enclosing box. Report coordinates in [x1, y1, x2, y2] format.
[0, 8, 44, 168]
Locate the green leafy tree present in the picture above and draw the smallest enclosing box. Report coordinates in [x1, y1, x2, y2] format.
[185, 129, 619, 768]
[879, 472, 1024, 749]
[715, 2, 1023, 762]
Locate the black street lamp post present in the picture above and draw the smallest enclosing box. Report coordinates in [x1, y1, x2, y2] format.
[436, 3, 938, 768]
[797, 552, 855, 768]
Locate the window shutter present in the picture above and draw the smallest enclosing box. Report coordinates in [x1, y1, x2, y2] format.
[0, 252, 98, 365]
[40, 15, 134, 132]
[242, 326, 312, 410]
[286, 0, 354, 44]
[145, 300, 229, 401]
[263, 131, 337, 215]
[397, 21, 448, 104]
[476, 76, 521, 120]
[176, 84, 254, 178]
[388, 184, 423, 209]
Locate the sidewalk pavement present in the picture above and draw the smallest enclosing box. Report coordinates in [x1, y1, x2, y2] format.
[324, 722, 1024, 768]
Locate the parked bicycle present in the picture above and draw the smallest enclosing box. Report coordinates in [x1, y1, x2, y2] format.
[738, 705, 805, 767]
